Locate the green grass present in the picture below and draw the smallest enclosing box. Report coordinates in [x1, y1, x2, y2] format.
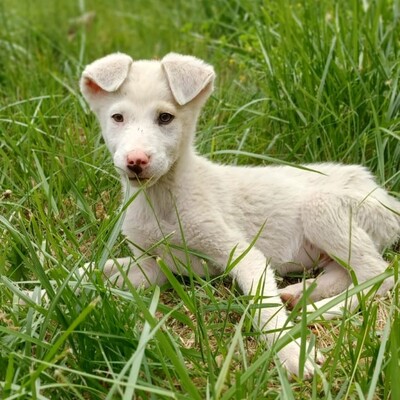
[0, 0, 399, 398]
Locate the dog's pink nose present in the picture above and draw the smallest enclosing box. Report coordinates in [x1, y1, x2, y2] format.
[127, 150, 149, 166]
[126, 150, 149, 175]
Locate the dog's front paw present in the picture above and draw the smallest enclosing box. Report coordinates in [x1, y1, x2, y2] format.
[82, 260, 123, 285]
[17, 288, 48, 306]
[277, 341, 324, 379]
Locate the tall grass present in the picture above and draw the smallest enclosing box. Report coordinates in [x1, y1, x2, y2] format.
[0, 0, 399, 398]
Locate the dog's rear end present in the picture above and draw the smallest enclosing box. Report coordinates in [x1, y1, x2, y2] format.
[280, 164, 399, 316]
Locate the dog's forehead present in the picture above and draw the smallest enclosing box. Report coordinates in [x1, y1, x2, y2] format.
[122, 60, 173, 103]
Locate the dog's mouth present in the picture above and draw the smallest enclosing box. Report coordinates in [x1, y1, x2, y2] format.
[128, 175, 149, 183]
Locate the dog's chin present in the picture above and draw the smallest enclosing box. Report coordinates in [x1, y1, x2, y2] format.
[127, 175, 158, 187]
[128, 176, 149, 184]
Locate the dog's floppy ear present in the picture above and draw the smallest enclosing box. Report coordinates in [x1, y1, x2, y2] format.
[80, 53, 133, 100]
[162, 53, 215, 106]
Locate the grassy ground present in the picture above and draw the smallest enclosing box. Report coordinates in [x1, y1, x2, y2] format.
[0, 0, 399, 398]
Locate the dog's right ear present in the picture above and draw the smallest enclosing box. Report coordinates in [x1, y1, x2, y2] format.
[80, 53, 133, 103]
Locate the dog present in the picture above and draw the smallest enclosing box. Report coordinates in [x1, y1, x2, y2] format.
[80, 52, 400, 378]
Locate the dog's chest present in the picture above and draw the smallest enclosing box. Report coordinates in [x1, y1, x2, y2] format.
[122, 196, 179, 247]
[122, 197, 218, 275]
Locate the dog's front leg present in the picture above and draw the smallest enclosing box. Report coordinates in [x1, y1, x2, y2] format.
[206, 239, 322, 378]
[85, 253, 167, 288]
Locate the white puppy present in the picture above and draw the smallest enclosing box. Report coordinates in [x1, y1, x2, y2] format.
[80, 53, 400, 378]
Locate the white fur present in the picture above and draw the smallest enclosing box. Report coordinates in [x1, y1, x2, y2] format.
[80, 52, 400, 378]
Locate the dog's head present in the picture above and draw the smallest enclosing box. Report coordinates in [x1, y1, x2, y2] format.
[80, 52, 215, 187]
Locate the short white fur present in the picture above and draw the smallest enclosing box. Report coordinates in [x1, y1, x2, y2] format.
[80, 52, 400, 378]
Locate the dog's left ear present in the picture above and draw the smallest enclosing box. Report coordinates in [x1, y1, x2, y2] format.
[162, 53, 215, 106]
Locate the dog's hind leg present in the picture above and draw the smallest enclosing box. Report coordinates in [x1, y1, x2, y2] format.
[280, 261, 352, 309]
[301, 194, 394, 318]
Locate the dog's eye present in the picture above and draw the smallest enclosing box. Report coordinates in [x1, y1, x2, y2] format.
[158, 113, 174, 125]
[111, 113, 124, 123]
